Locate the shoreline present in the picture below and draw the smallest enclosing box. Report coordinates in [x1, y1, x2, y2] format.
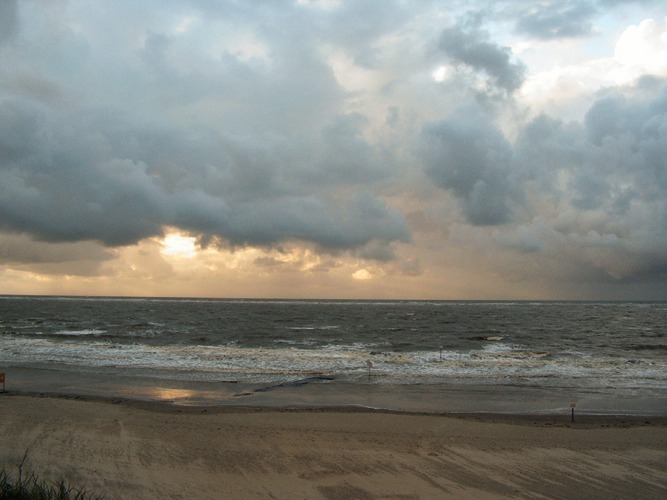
[3, 364, 666, 417]
[1, 392, 666, 499]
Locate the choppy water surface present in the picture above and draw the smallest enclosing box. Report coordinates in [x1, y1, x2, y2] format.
[1, 296, 665, 401]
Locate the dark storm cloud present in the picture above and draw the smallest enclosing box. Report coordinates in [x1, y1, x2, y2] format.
[0, 0, 18, 44]
[513, 114, 584, 173]
[421, 76, 667, 282]
[0, 96, 408, 250]
[438, 25, 526, 93]
[514, 1, 597, 39]
[422, 106, 517, 225]
[582, 76, 667, 199]
[0, 0, 411, 256]
[0, 233, 114, 277]
[218, 191, 409, 251]
[307, 113, 390, 185]
[520, 79, 667, 277]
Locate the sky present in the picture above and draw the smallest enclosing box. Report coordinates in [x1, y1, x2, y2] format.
[1, 0, 666, 300]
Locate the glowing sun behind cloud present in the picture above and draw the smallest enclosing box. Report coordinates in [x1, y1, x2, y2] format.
[352, 269, 373, 280]
[160, 232, 197, 258]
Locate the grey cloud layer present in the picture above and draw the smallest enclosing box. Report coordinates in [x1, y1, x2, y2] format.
[421, 77, 667, 280]
[438, 25, 526, 92]
[1, 0, 666, 294]
[514, 1, 597, 39]
[0, 1, 18, 44]
[0, 1, 410, 255]
[422, 106, 516, 225]
[0, 97, 409, 250]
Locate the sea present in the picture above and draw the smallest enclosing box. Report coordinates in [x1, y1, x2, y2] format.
[1, 296, 666, 415]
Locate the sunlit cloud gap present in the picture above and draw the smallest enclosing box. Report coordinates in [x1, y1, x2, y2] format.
[160, 232, 198, 259]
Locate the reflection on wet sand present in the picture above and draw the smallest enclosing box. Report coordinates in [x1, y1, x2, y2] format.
[150, 387, 197, 402]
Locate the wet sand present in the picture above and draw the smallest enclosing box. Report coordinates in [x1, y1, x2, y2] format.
[1, 393, 666, 499]
[5, 365, 666, 415]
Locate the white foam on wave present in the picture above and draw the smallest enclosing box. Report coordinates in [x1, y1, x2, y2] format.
[287, 325, 340, 330]
[54, 329, 106, 336]
[1, 336, 666, 388]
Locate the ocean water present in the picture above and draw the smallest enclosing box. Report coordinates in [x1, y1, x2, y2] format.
[1, 296, 666, 414]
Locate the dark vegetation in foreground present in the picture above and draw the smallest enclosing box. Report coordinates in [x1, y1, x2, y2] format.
[0, 453, 100, 500]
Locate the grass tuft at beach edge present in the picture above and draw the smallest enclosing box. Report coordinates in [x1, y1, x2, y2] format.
[1, 453, 100, 500]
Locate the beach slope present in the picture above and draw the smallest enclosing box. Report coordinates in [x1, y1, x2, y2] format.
[1, 394, 665, 499]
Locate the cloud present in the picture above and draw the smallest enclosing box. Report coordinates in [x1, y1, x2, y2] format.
[583, 76, 667, 201]
[0, 1, 415, 258]
[438, 24, 526, 93]
[0, 0, 18, 45]
[0, 232, 114, 268]
[306, 113, 390, 185]
[614, 17, 667, 78]
[493, 223, 548, 253]
[518, 77, 667, 279]
[421, 105, 517, 226]
[422, 75, 667, 285]
[1, 1, 666, 299]
[0, 96, 409, 252]
[514, 1, 597, 39]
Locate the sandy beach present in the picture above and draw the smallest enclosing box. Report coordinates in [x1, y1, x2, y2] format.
[0, 393, 665, 499]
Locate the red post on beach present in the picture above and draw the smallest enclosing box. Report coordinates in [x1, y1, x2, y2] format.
[570, 402, 576, 422]
[0, 372, 5, 393]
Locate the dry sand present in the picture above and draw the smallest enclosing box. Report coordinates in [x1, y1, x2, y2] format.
[1, 393, 666, 499]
